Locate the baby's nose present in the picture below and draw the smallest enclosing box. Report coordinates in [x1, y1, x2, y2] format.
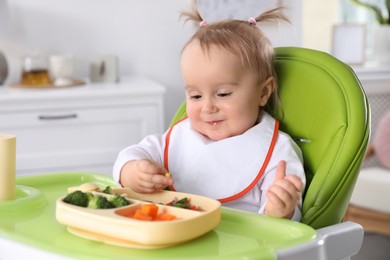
[202, 98, 218, 113]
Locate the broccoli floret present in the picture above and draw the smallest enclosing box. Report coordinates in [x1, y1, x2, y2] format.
[109, 195, 130, 208]
[63, 190, 89, 207]
[102, 186, 113, 194]
[63, 189, 129, 209]
[87, 194, 115, 209]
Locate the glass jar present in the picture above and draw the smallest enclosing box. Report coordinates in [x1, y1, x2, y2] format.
[20, 54, 52, 86]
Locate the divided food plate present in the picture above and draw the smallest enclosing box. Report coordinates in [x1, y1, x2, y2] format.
[56, 187, 221, 249]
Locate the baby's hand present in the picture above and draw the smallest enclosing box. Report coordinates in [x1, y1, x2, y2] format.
[120, 159, 173, 193]
[264, 160, 304, 219]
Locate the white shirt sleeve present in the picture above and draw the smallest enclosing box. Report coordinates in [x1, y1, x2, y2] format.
[112, 133, 167, 184]
[257, 132, 306, 222]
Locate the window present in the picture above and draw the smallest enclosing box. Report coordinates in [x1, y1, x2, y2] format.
[339, 0, 382, 56]
[303, 0, 383, 58]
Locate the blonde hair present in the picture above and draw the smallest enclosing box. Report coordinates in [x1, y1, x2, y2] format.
[181, 2, 289, 119]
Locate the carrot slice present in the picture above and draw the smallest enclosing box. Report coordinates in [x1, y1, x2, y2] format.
[156, 213, 178, 221]
[132, 209, 154, 221]
[127, 204, 179, 221]
[140, 204, 159, 219]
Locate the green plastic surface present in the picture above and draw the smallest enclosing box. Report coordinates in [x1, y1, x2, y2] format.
[0, 172, 316, 259]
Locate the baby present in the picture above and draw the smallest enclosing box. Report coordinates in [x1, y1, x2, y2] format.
[114, 5, 305, 221]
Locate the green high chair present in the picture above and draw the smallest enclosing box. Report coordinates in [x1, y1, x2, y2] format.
[170, 47, 370, 259]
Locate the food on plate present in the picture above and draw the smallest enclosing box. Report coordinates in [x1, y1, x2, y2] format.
[63, 190, 130, 209]
[87, 193, 116, 209]
[101, 185, 128, 198]
[166, 197, 203, 211]
[140, 203, 159, 219]
[63, 190, 89, 207]
[102, 185, 114, 194]
[108, 194, 131, 208]
[128, 204, 179, 221]
[156, 213, 178, 221]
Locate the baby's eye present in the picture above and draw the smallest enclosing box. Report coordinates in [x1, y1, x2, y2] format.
[190, 94, 202, 100]
[217, 92, 232, 97]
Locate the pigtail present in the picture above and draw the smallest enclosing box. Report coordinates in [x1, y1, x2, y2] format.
[252, 6, 290, 25]
[180, 0, 204, 27]
[250, 6, 289, 121]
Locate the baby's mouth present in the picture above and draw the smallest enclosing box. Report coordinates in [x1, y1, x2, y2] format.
[208, 120, 222, 126]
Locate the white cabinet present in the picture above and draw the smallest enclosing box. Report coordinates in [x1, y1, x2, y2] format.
[0, 76, 166, 176]
[353, 65, 390, 95]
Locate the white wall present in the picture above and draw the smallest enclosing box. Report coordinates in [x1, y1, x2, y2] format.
[0, 0, 301, 128]
[302, 0, 340, 53]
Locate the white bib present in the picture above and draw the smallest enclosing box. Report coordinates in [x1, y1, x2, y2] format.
[164, 113, 278, 202]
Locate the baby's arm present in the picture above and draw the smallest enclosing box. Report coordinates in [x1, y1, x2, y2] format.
[264, 160, 304, 219]
[120, 159, 173, 193]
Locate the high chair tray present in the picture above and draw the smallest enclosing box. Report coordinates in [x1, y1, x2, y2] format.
[0, 172, 316, 259]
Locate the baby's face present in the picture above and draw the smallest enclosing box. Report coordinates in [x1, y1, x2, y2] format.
[181, 40, 271, 141]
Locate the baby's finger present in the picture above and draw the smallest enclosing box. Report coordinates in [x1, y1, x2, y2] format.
[268, 184, 295, 205]
[266, 189, 286, 209]
[274, 160, 286, 182]
[138, 180, 159, 193]
[155, 173, 173, 186]
[138, 160, 163, 174]
[285, 175, 304, 192]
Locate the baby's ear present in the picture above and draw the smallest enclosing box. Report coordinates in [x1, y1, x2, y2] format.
[259, 77, 276, 106]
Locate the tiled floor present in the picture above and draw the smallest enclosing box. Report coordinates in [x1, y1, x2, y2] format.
[351, 232, 390, 260]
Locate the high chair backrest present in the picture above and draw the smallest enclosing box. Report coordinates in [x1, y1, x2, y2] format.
[169, 47, 370, 229]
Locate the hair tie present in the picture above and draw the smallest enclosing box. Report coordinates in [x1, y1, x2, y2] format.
[248, 17, 257, 26]
[199, 20, 208, 27]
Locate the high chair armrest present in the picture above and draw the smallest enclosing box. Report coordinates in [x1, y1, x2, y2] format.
[277, 221, 364, 260]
